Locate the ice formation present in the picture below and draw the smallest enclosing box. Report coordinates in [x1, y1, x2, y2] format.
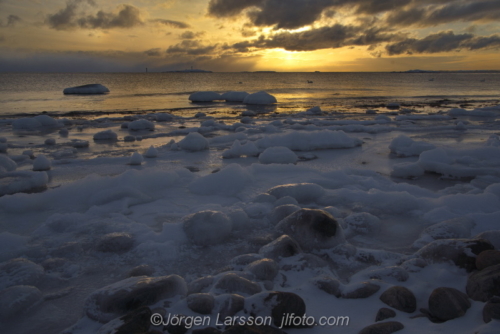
[63, 84, 110, 95]
[189, 91, 222, 102]
[243, 91, 277, 105]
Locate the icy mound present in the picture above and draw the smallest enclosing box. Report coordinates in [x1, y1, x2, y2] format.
[221, 91, 249, 102]
[178, 132, 209, 151]
[243, 91, 277, 105]
[0, 155, 17, 172]
[128, 119, 154, 131]
[12, 115, 61, 131]
[93, 130, 118, 141]
[143, 146, 158, 158]
[267, 183, 325, 203]
[189, 91, 222, 102]
[32, 155, 51, 171]
[258, 146, 298, 164]
[155, 113, 174, 122]
[63, 84, 109, 95]
[0, 171, 49, 196]
[305, 106, 322, 115]
[128, 152, 143, 165]
[389, 135, 436, 157]
[222, 140, 260, 159]
[183, 211, 232, 246]
[256, 130, 362, 151]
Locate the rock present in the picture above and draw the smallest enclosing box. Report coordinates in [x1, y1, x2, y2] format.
[84, 275, 187, 323]
[258, 235, 302, 260]
[367, 266, 409, 283]
[268, 183, 325, 203]
[124, 135, 136, 142]
[96, 232, 134, 253]
[475, 231, 500, 250]
[376, 308, 396, 322]
[187, 293, 215, 314]
[476, 250, 500, 271]
[0, 258, 44, 290]
[193, 328, 222, 334]
[274, 196, 299, 207]
[215, 273, 261, 296]
[44, 138, 56, 145]
[231, 254, 263, 268]
[128, 119, 155, 131]
[342, 282, 380, 299]
[188, 276, 214, 295]
[129, 265, 155, 277]
[189, 91, 222, 102]
[379, 286, 416, 313]
[313, 277, 341, 297]
[466, 264, 500, 302]
[245, 259, 279, 281]
[216, 294, 245, 318]
[264, 291, 306, 328]
[0, 285, 43, 320]
[93, 130, 118, 141]
[269, 205, 301, 225]
[97, 306, 152, 334]
[358, 321, 404, 334]
[483, 297, 500, 323]
[427, 287, 470, 322]
[183, 211, 232, 246]
[275, 209, 345, 251]
[33, 154, 51, 171]
[224, 325, 285, 334]
[144, 145, 158, 158]
[345, 212, 381, 235]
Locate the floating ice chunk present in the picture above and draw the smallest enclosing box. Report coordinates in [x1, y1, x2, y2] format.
[12, 115, 60, 131]
[243, 91, 277, 105]
[222, 140, 260, 159]
[221, 91, 249, 102]
[389, 135, 436, 157]
[256, 130, 362, 151]
[189, 164, 250, 196]
[44, 138, 56, 145]
[128, 152, 143, 165]
[144, 145, 158, 158]
[128, 119, 154, 131]
[33, 155, 51, 171]
[258, 146, 298, 164]
[0, 155, 17, 172]
[178, 132, 209, 151]
[123, 135, 135, 142]
[183, 211, 232, 246]
[391, 162, 425, 178]
[71, 139, 89, 148]
[305, 106, 322, 115]
[0, 171, 48, 196]
[63, 83, 109, 95]
[93, 130, 118, 141]
[155, 113, 174, 122]
[386, 103, 400, 109]
[189, 91, 222, 102]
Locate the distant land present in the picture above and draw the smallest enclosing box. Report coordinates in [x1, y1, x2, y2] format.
[400, 69, 500, 73]
[163, 69, 212, 73]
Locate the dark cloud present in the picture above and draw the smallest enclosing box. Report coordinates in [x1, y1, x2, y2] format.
[46, 1, 143, 30]
[179, 30, 205, 39]
[167, 40, 218, 56]
[151, 19, 190, 29]
[385, 31, 500, 55]
[6, 15, 22, 27]
[207, 0, 263, 18]
[144, 48, 162, 57]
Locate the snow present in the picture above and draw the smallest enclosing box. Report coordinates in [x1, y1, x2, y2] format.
[256, 130, 363, 151]
[0, 155, 17, 172]
[178, 132, 209, 151]
[258, 146, 298, 164]
[127, 119, 155, 131]
[32, 154, 51, 171]
[128, 152, 144, 165]
[222, 140, 260, 159]
[0, 171, 49, 196]
[63, 84, 109, 95]
[12, 115, 60, 131]
[143, 146, 158, 158]
[221, 91, 249, 102]
[389, 135, 436, 157]
[189, 91, 222, 102]
[243, 91, 277, 105]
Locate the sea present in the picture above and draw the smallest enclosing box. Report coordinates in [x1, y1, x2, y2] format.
[0, 72, 499, 118]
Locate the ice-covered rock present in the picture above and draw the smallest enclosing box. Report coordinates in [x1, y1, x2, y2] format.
[33, 155, 51, 171]
[476, 250, 500, 271]
[0, 285, 43, 320]
[221, 91, 249, 102]
[128, 152, 144, 165]
[245, 259, 279, 281]
[96, 233, 134, 253]
[215, 293, 245, 319]
[71, 139, 89, 148]
[0, 143, 7, 153]
[0, 171, 48, 196]
[256, 130, 362, 151]
[0, 258, 44, 290]
[144, 145, 158, 158]
[215, 273, 261, 295]
[44, 138, 56, 145]
[179, 132, 209, 151]
[187, 293, 215, 314]
[386, 102, 400, 109]
[268, 183, 325, 203]
[413, 217, 475, 248]
[366, 109, 377, 114]
[12, 115, 60, 131]
[183, 211, 232, 246]
[124, 135, 136, 142]
[276, 209, 345, 251]
[93, 130, 118, 141]
[59, 128, 69, 136]
[128, 119, 155, 131]
[305, 106, 322, 115]
[84, 275, 187, 323]
[0, 155, 17, 172]
[222, 140, 260, 159]
[189, 91, 222, 102]
[155, 113, 174, 122]
[425, 287, 470, 322]
[389, 135, 436, 157]
[259, 235, 302, 259]
[344, 212, 381, 235]
[243, 91, 277, 105]
[258, 146, 298, 164]
[341, 281, 381, 299]
[466, 264, 500, 302]
[262, 291, 306, 328]
[63, 84, 109, 94]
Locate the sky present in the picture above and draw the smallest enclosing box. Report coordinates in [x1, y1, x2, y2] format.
[0, 0, 499, 72]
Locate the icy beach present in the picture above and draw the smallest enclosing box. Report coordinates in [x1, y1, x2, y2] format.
[1, 87, 500, 334]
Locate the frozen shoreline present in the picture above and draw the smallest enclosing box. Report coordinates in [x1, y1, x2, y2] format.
[1, 103, 500, 334]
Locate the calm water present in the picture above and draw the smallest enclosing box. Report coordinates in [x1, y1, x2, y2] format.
[0, 72, 499, 117]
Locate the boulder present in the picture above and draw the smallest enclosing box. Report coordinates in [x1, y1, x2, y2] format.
[215, 273, 261, 296]
[245, 259, 279, 281]
[243, 91, 277, 105]
[97, 306, 152, 334]
[275, 209, 345, 251]
[258, 235, 302, 260]
[84, 275, 187, 323]
[0, 285, 43, 320]
[427, 287, 470, 322]
[187, 293, 215, 314]
[379, 286, 416, 313]
[466, 264, 500, 302]
[375, 308, 396, 322]
[264, 291, 306, 328]
[342, 282, 380, 299]
[0, 258, 44, 290]
[358, 321, 404, 334]
[476, 250, 500, 271]
[183, 211, 232, 246]
[216, 294, 245, 318]
[188, 276, 214, 295]
[313, 277, 341, 297]
[483, 297, 500, 323]
[129, 265, 154, 277]
[96, 232, 134, 253]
